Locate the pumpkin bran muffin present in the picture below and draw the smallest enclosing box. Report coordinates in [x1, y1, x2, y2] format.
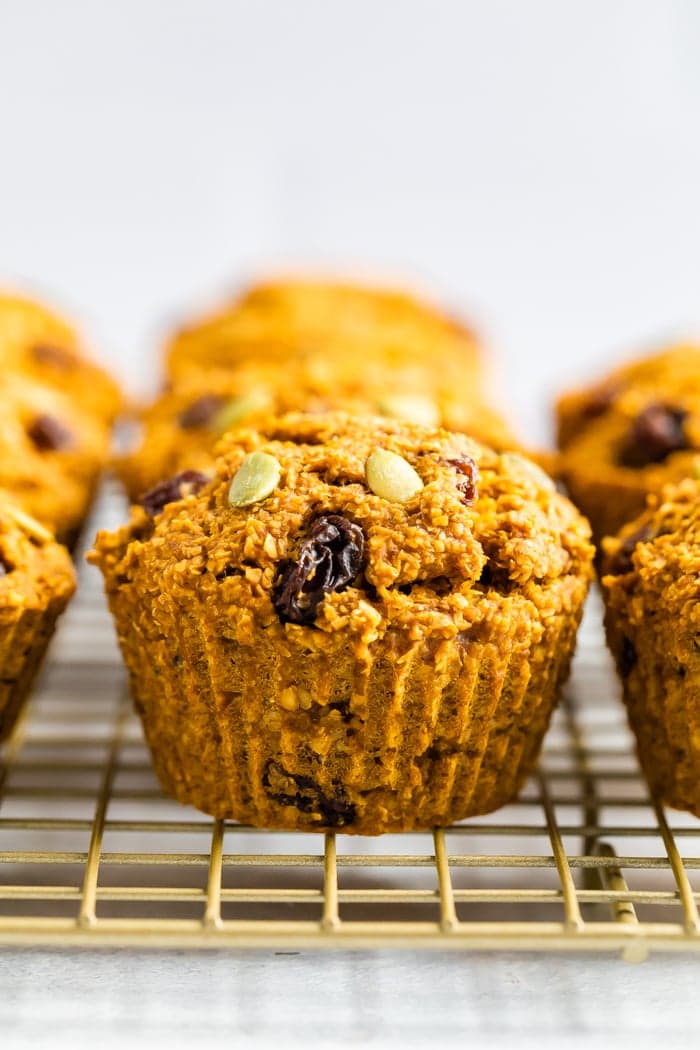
[0, 499, 76, 742]
[165, 278, 484, 386]
[0, 373, 111, 544]
[91, 413, 593, 834]
[120, 361, 519, 501]
[601, 479, 700, 816]
[556, 345, 700, 543]
[0, 292, 122, 424]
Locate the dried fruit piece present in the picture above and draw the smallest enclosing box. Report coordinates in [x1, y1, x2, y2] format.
[228, 451, 281, 508]
[446, 456, 479, 504]
[27, 414, 74, 452]
[377, 394, 440, 427]
[142, 469, 209, 517]
[210, 390, 272, 435]
[274, 514, 364, 625]
[178, 394, 225, 429]
[603, 523, 654, 576]
[262, 760, 356, 827]
[365, 448, 423, 503]
[618, 403, 689, 468]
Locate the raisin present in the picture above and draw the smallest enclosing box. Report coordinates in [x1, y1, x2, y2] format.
[620, 636, 638, 676]
[27, 414, 74, 452]
[618, 403, 689, 468]
[273, 514, 364, 625]
[603, 523, 654, 576]
[32, 343, 75, 370]
[177, 394, 224, 429]
[262, 760, 356, 827]
[447, 456, 479, 504]
[141, 469, 209, 517]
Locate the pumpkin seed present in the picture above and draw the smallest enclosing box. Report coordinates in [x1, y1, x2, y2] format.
[377, 393, 440, 428]
[365, 448, 423, 503]
[228, 451, 281, 507]
[211, 389, 272, 434]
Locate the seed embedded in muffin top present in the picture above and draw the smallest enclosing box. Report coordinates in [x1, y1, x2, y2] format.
[98, 413, 593, 642]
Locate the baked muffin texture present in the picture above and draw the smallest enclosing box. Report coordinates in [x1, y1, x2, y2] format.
[602, 479, 700, 816]
[165, 278, 484, 386]
[556, 345, 700, 543]
[0, 499, 76, 742]
[0, 373, 111, 544]
[92, 412, 593, 834]
[120, 361, 518, 501]
[0, 292, 122, 424]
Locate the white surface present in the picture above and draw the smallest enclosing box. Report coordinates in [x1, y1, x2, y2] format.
[1, 1, 700, 1044]
[1, 1, 700, 441]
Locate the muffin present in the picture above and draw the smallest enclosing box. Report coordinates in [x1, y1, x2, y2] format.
[120, 360, 519, 501]
[601, 478, 700, 815]
[164, 278, 485, 387]
[0, 291, 122, 424]
[0, 499, 76, 742]
[0, 372, 111, 544]
[91, 413, 593, 834]
[556, 344, 700, 543]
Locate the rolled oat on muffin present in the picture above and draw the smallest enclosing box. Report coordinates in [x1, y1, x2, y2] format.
[0, 498, 76, 742]
[601, 478, 700, 816]
[91, 412, 593, 834]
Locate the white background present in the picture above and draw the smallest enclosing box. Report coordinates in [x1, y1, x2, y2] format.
[1, 2, 700, 1046]
[1, 0, 700, 442]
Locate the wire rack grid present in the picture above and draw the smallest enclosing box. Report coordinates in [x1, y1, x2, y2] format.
[1, 494, 700, 959]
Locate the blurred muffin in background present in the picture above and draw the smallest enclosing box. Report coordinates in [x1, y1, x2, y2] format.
[555, 344, 700, 543]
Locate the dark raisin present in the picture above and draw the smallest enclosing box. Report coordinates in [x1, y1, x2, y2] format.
[141, 469, 209, 517]
[27, 414, 74, 452]
[603, 523, 654, 576]
[32, 343, 75, 370]
[620, 636, 638, 676]
[262, 760, 356, 828]
[618, 403, 689, 468]
[447, 456, 479, 504]
[177, 394, 224, 429]
[273, 514, 364, 625]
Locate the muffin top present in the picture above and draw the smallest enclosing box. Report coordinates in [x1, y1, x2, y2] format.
[94, 413, 592, 644]
[0, 372, 111, 539]
[121, 362, 518, 500]
[165, 278, 483, 384]
[601, 477, 700, 592]
[0, 292, 122, 424]
[557, 345, 700, 449]
[0, 499, 76, 616]
[557, 346, 700, 489]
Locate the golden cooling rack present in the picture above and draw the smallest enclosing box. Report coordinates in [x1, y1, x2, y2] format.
[1, 499, 699, 958]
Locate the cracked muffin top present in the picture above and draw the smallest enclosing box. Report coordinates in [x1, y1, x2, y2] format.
[94, 413, 593, 642]
[120, 361, 518, 500]
[0, 292, 122, 424]
[164, 278, 484, 385]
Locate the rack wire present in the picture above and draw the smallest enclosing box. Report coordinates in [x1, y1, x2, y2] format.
[1, 494, 700, 958]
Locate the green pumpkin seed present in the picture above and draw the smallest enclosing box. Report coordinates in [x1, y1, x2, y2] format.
[501, 452, 555, 492]
[365, 448, 424, 503]
[210, 389, 272, 435]
[377, 393, 440, 428]
[228, 451, 281, 507]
